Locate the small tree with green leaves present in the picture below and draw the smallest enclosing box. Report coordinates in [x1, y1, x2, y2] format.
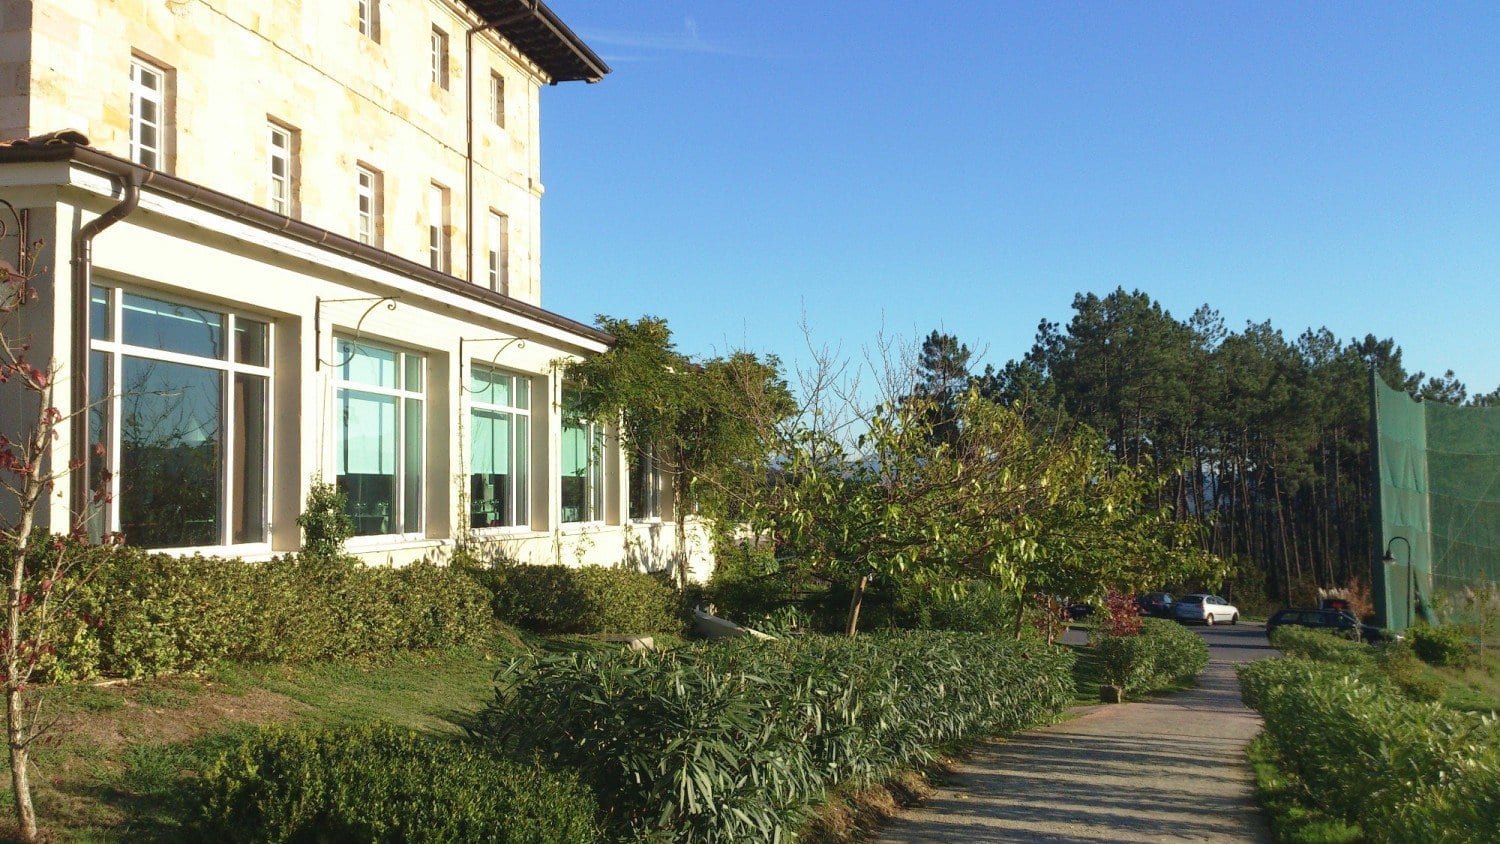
[297, 476, 353, 561]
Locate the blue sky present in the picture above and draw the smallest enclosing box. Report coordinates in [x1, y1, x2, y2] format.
[538, 1, 1500, 394]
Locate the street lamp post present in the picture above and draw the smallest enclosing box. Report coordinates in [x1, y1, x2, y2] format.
[1382, 536, 1414, 628]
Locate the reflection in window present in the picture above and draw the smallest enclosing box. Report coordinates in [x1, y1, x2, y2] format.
[560, 388, 603, 523]
[469, 367, 529, 529]
[88, 285, 269, 549]
[335, 339, 424, 537]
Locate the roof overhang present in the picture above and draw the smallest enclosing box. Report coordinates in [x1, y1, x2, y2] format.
[465, 0, 609, 83]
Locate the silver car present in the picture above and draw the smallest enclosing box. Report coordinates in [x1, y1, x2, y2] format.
[1173, 593, 1239, 625]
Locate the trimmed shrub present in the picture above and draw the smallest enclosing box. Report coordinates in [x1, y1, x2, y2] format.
[197, 724, 600, 843]
[1237, 657, 1500, 842]
[477, 631, 1074, 842]
[1410, 624, 1474, 668]
[1095, 617, 1209, 696]
[485, 562, 679, 636]
[1268, 624, 1372, 666]
[13, 538, 492, 681]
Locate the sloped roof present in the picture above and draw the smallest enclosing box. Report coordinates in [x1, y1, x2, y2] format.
[467, 0, 609, 83]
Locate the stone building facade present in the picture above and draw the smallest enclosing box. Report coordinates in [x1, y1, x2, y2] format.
[0, 0, 711, 578]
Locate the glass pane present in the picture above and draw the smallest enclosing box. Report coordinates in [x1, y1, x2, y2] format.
[403, 398, 423, 533]
[86, 350, 111, 542]
[469, 408, 511, 529]
[90, 286, 110, 341]
[472, 367, 512, 407]
[339, 340, 397, 388]
[515, 414, 529, 526]
[235, 318, 269, 366]
[403, 354, 422, 393]
[233, 374, 267, 543]
[123, 292, 225, 359]
[515, 377, 529, 410]
[337, 388, 396, 536]
[119, 357, 222, 548]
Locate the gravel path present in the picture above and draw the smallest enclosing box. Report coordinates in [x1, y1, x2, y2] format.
[876, 624, 1277, 843]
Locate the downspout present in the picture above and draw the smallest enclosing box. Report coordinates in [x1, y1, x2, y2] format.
[70, 169, 143, 523]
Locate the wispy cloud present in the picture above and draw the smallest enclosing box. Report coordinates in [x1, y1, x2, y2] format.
[582, 17, 774, 61]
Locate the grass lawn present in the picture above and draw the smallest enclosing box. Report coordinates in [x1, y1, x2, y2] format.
[0, 630, 533, 842]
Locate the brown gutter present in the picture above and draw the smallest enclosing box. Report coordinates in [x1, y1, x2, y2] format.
[0, 142, 613, 345]
[69, 166, 143, 520]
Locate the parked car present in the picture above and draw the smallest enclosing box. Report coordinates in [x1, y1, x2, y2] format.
[1266, 608, 1393, 643]
[1173, 593, 1239, 625]
[1136, 591, 1175, 618]
[1066, 602, 1095, 620]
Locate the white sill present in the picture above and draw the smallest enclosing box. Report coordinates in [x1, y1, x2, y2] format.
[343, 536, 451, 554]
[469, 526, 546, 539]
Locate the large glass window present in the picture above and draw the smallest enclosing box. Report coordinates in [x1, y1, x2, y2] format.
[469, 367, 529, 529]
[88, 286, 270, 548]
[629, 447, 662, 521]
[560, 388, 603, 524]
[335, 339, 424, 537]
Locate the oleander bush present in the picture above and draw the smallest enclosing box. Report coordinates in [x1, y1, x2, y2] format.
[1410, 623, 1475, 668]
[476, 631, 1075, 842]
[481, 561, 680, 636]
[11, 537, 492, 682]
[1095, 617, 1210, 696]
[1268, 624, 1372, 666]
[196, 724, 601, 843]
[1238, 657, 1500, 842]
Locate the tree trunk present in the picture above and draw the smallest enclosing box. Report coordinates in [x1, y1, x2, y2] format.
[7, 483, 39, 843]
[845, 574, 868, 637]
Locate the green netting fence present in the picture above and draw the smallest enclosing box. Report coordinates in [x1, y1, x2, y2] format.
[1371, 372, 1500, 631]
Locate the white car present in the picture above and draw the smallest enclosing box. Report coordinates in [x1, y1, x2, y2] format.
[1173, 593, 1239, 625]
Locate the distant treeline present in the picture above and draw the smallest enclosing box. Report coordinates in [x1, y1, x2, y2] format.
[924, 288, 1497, 603]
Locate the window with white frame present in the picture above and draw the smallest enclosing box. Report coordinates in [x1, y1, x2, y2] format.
[268, 121, 296, 216]
[427, 183, 450, 273]
[129, 57, 168, 169]
[487, 211, 509, 294]
[334, 339, 424, 538]
[87, 285, 270, 549]
[356, 165, 382, 246]
[489, 71, 505, 127]
[629, 447, 662, 521]
[469, 366, 530, 529]
[358, 0, 380, 41]
[431, 27, 450, 89]
[560, 388, 604, 523]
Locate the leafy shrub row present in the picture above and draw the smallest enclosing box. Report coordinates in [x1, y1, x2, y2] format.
[20, 540, 491, 681]
[1095, 617, 1210, 695]
[196, 725, 600, 843]
[1410, 623, 1475, 668]
[1238, 657, 1500, 841]
[1269, 626, 1448, 703]
[474, 561, 680, 636]
[476, 631, 1075, 842]
[1267, 623, 1372, 666]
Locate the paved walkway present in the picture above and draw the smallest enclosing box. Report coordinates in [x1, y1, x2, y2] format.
[877, 624, 1276, 843]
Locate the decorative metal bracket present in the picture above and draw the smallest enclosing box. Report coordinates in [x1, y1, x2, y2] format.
[315, 295, 399, 371]
[459, 335, 528, 393]
[0, 199, 32, 284]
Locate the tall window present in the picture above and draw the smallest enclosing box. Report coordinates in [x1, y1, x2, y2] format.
[469, 367, 530, 529]
[487, 211, 509, 293]
[358, 0, 380, 40]
[430, 27, 450, 89]
[87, 285, 270, 549]
[427, 183, 450, 272]
[267, 121, 296, 216]
[489, 71, 506, 127]
[630, 448, 662, 521]
[129, 57, 168, 169]
[356, 165, 382, 246]
[560, 388, 604, 524]
[335, 340, 424, 538]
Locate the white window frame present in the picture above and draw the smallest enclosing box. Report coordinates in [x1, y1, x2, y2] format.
[428, 182, 451, 273]
[129, 57, 167, 169]
[356, 165, 381, 246]
[486, 210, 509, 294]
[560, 388, 605, 526]
[87, 284, 273, 554]
[630, 447, 663, 522]
[431, 27, 450, 90]
[268, 121, 295, 216]
[358, 0, 380, 41]
[489, 71, 506, 128]
[333, 338, 427, 544]
[468, 365, 531, 533]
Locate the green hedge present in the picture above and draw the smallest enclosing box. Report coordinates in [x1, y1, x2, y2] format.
[1238, 657, 1500, 842]
[196, 725, 600, 843]
[1095, 617, 1210, 696]
[16, 540, 492, 681]
[477, 631, 1074, 842]
[1268, 624, 1372, 666]
[1410, 624, 1475, 668]
[479, 562, 680, 636]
